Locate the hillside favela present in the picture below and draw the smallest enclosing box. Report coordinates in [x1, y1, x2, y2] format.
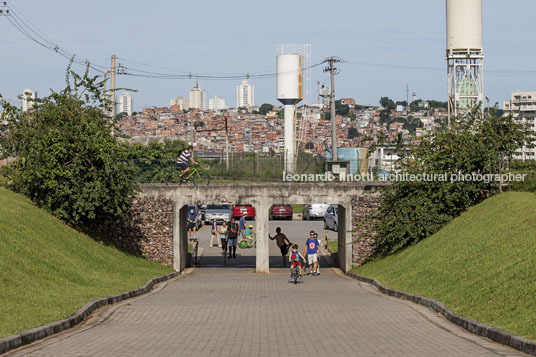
[1, 1, 536, 356]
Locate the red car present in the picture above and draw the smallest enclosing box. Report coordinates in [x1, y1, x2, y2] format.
[269, 204, 293, 220]
[232, 204, 255, 219]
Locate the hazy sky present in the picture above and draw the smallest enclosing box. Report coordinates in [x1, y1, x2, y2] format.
[1, 0, 535, 110]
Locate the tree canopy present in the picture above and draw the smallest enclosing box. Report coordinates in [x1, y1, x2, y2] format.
[0, 65, 137, 225]
[364, 108, 534, 258]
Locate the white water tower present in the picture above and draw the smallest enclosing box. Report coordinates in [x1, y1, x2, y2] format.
[277, 51, 303, 173]
[446, 0, 484, 122]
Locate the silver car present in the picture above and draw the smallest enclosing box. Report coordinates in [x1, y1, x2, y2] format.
[302, 204, 330, 220]
[204, 204, 232, 224]
[323, 205, 339, 231]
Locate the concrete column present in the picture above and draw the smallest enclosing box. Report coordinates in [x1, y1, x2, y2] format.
[253, 201, 270, 273]
[172, 202, 189, 272]
[337, 201, 353, 273]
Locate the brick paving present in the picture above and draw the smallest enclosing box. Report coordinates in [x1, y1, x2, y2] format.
[7, 268, 526, 357]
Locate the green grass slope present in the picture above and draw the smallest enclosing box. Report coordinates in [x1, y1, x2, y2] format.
[0, 187, 172, 337]
[353, 192, 536, 340]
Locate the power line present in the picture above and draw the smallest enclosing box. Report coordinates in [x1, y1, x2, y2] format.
[3, 2, 536, 81]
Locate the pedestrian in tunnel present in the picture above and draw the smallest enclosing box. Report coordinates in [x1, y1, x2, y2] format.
[187, 208, 197, 242]
[220, 221, 228, 256]
[227, 217, 240, 259]
[269, 227, 291, 267]
[239, 212, 247, 239]
[209, 218, 220, 248]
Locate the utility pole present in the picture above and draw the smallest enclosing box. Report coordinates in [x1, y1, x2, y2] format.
[225, 117, 229, 171]
[110, 55, 117, 118]
[323, 57, 340, 161]
[406, 83, 409, 116]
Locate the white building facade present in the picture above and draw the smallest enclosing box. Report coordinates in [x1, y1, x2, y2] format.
[170, 96, 190, 111]
[208, 95, 227, 111]
[237, 80, 254, 108]
[119, 92, 133, 116]
[21, 89, 37, 112]
[189, 84, 206, 110]
[503, 91, 536, 160]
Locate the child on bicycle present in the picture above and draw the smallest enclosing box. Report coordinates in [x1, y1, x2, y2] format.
[289, 244, 306, 278]
[245, 224, 255, 247]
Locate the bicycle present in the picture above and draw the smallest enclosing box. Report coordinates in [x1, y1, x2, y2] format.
[166, 164, 210, 188]
[289, 263, 304, 285]
[238, 233, 256, 249]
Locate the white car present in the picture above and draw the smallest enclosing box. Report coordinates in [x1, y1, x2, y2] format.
[204, 204, 232, 224]
[302, 204, 330, 220]
[323, 205, 339, 231]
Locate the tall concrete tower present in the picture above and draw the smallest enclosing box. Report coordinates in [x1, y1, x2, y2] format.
[276, 52, 302, 173]
[446, 0, 484, 123]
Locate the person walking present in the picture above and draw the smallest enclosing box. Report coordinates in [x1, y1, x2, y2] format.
[220, 221, 228, 256]
[187, 207, 198, 242]
[314, 232, 321, 275]
[269, 227, 291, 267]
[227, 217, 240, 259]
[239, 212, 247, 239]
[304, 231, 320, 275]
[209, 218, 220, 248]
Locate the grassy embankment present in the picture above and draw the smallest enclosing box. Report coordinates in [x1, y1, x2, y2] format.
[352, 192, 536, 340]
[0, 187, 172, 338]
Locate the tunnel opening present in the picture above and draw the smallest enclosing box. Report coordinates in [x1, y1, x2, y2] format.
[173, 200, 350, 274]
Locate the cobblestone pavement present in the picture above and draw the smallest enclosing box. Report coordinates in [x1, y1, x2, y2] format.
[7, 268, 526, 357]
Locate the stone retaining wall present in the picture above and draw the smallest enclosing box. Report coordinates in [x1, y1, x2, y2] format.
[92, 197, 174, 267]
[351, 196, 381, 266]
[95, 195, 381, 269]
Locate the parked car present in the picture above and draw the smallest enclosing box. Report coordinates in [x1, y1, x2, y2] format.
[323, 205, 339, 231]
[269, 204, 293, 220]
[232, 204, 255, 219]
[187, 205, 203, 230]
[204, 204, 232, 224]
[199, 204, 207, 222]
[302, 204, 329, 220]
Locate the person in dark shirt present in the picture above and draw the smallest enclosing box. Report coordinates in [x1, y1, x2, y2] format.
[227, 217, 240, 259]
[187, 208, 198, 242]
[269, 227, 291, 267]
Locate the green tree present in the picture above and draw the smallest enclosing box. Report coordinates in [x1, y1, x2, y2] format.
[258, 103, 274, 115]
[126, 139, 188, 183]
[0, 65, 136, 226]
[379, 109, 391, 123]
[335, 100, 350, 116]
[379, 97, 396, 110]
[365, 109, 533, 258]
[348, 127, 359, 139]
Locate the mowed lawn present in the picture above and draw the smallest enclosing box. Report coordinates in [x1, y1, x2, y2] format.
[0, 187, 172, 338]
[353, 191, 536, 341]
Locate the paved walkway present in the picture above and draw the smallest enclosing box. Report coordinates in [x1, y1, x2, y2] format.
[7, 268, 525, 357]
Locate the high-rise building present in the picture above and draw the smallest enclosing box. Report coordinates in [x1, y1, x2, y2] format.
[119, 92, 133, 116]
[236, 80, 254, 108]
[208, 95, 227, 111]
[170, 96, 190, 111]
[21, 89, 37, 112]
[189, 84, 206, 110]
[503, 91, 536, 161]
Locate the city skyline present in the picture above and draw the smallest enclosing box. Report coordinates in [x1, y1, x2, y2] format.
[1, 0, 536, 111]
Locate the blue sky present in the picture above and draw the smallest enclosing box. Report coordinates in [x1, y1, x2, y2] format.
[1, 0, 535, 110]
